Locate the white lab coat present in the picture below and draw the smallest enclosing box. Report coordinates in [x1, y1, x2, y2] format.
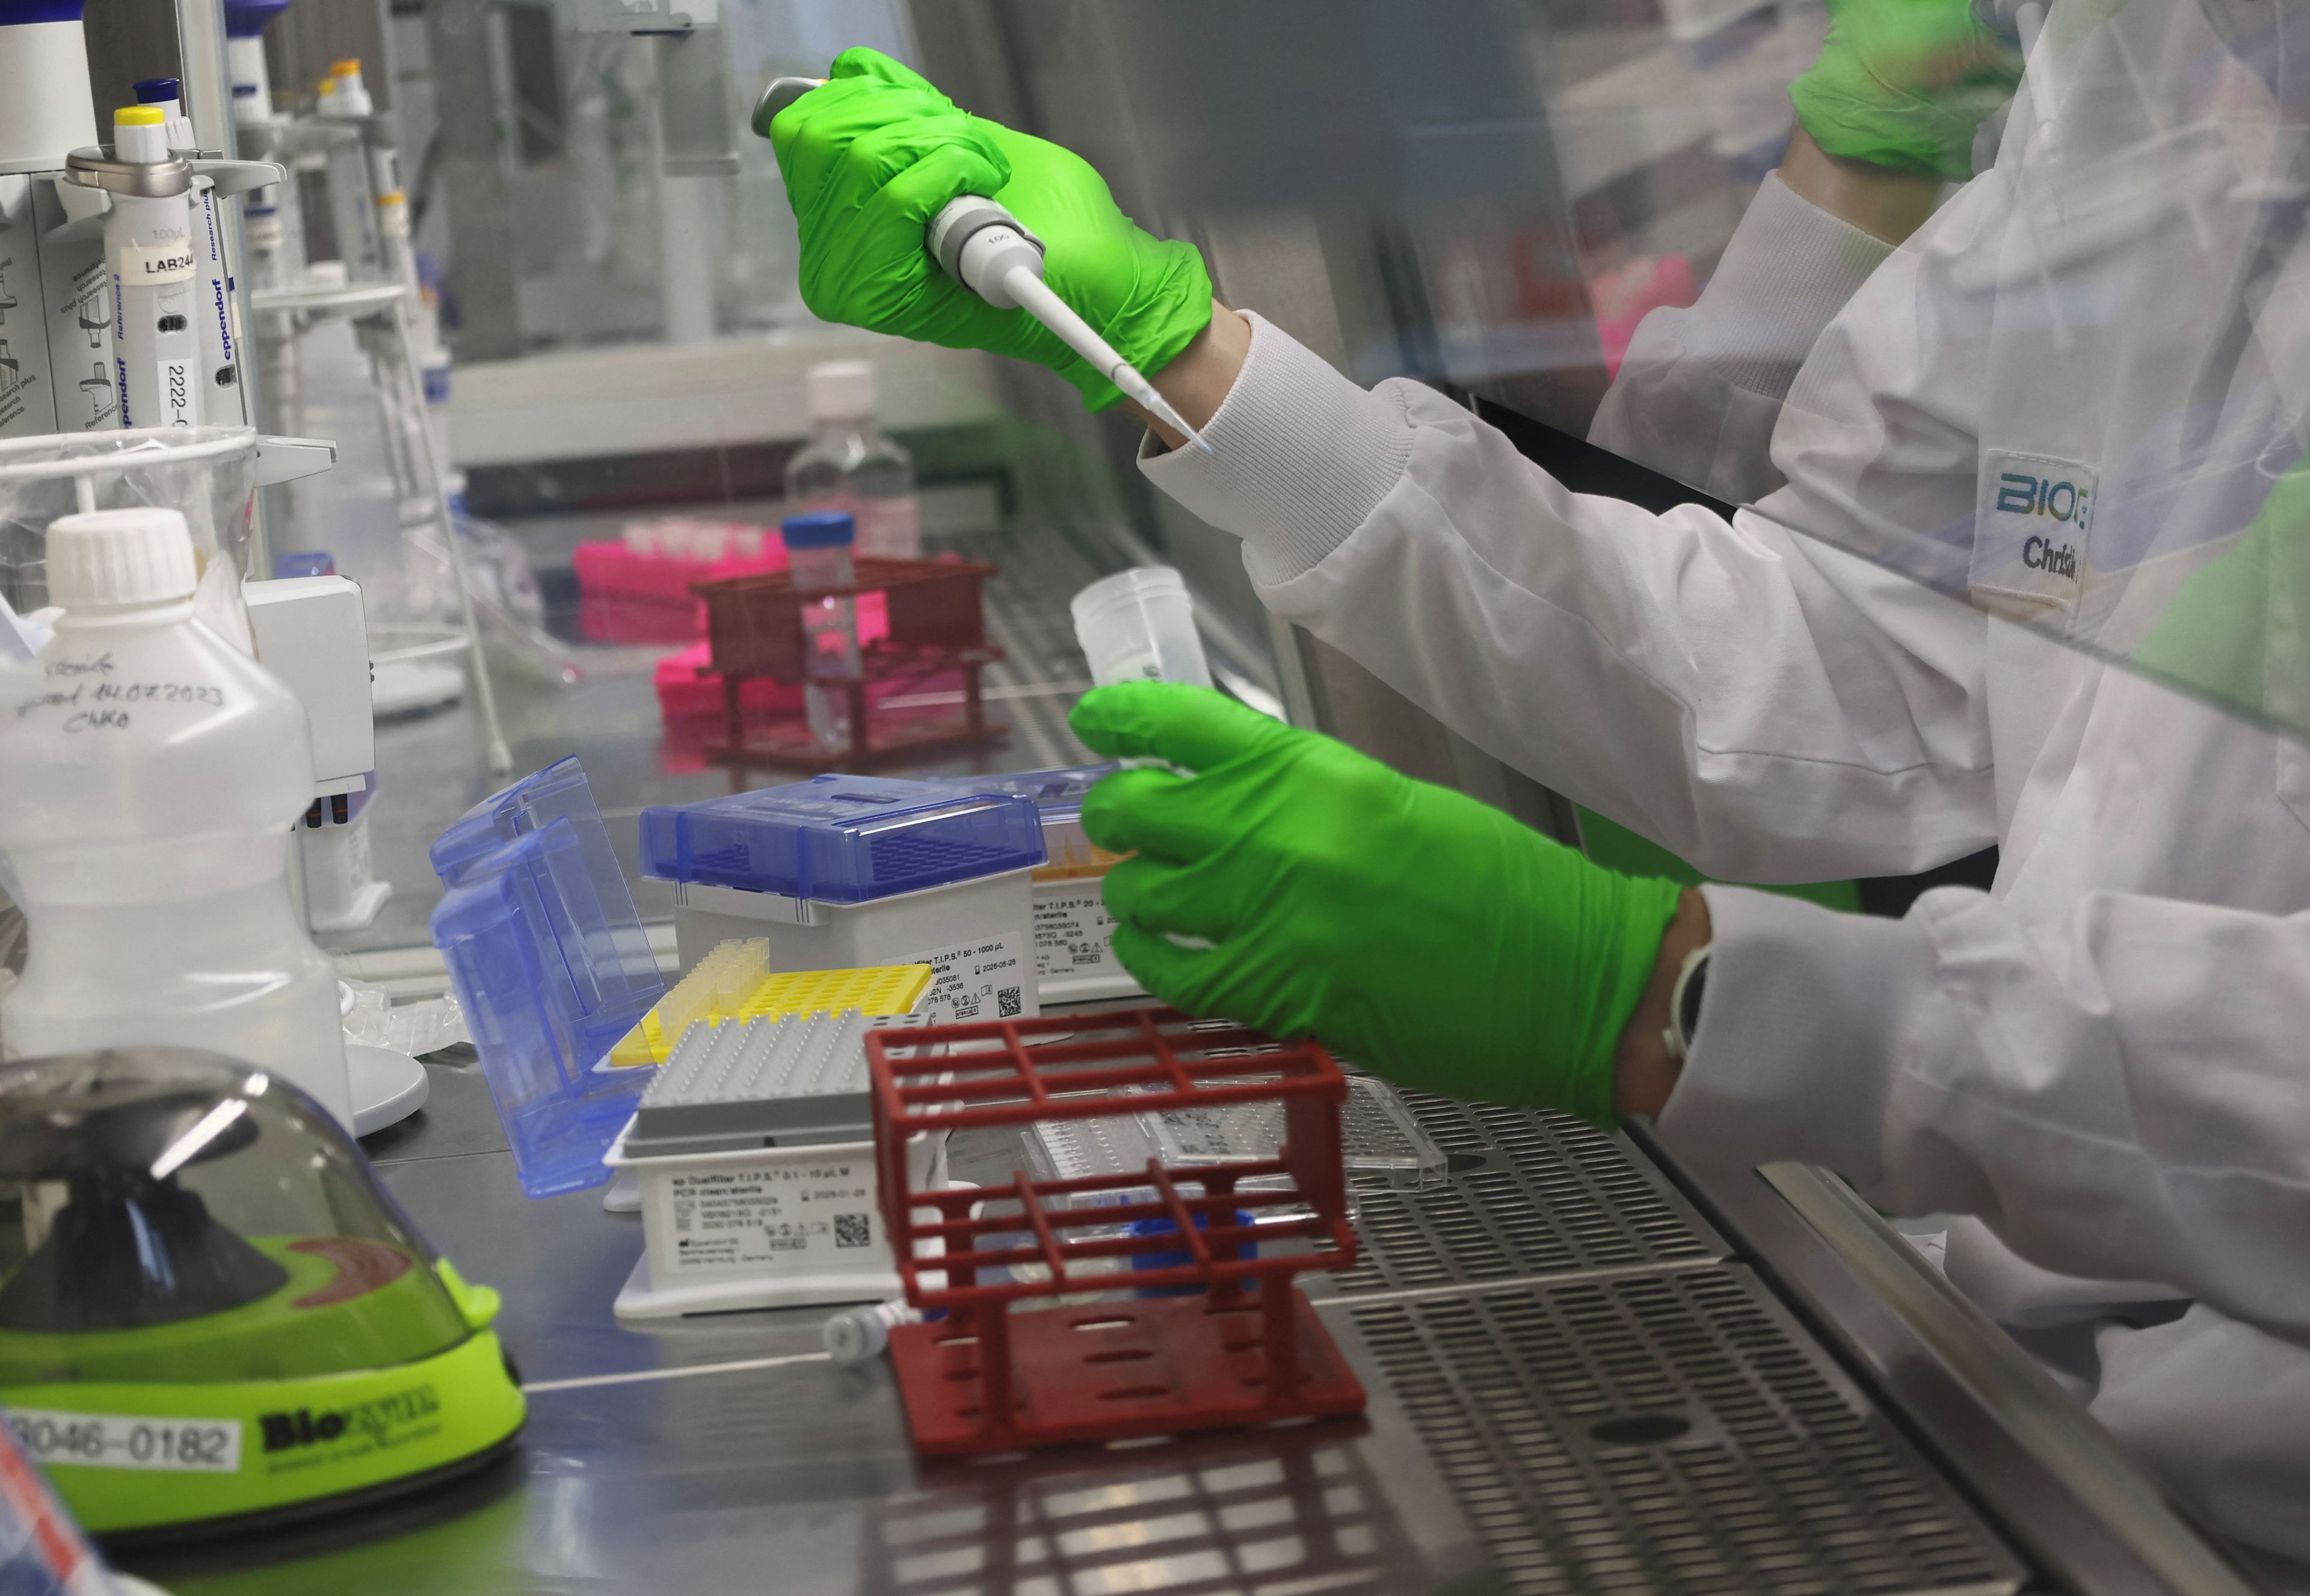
[1139, 0, 2310, 1560]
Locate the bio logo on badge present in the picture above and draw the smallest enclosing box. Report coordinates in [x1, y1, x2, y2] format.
[1995, 470, 2091, 529]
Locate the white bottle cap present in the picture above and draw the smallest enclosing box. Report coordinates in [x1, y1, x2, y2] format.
[48, 508, 200, 609]
[808, 360, 876, 423]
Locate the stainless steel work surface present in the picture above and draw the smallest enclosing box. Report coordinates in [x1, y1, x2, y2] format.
[112, 1055, 2031, 1596]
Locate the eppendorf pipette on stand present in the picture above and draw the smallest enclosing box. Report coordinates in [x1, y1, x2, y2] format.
[753, 76, 1213, 454]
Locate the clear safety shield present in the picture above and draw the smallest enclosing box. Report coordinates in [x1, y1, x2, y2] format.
[1077, 0, 2310, 750]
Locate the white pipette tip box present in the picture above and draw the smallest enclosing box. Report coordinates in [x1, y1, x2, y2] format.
[606, 994, 947, 1319]
[608, 942, 949, 1317]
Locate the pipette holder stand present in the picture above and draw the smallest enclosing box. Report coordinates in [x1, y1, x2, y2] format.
[693, 556, 1004, 770]
[866, 1006, 1367, 1457]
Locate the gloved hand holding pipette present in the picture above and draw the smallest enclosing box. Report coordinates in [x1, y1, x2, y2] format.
[757, 49, 1217, 448]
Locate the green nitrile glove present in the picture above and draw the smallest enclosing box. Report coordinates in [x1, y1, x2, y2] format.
[763, 48, 1213, 411]
[1070, 683, 1684, 1124]
[1788, 0, 2025, 182]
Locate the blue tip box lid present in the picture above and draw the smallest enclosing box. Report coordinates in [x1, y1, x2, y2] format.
[639, 774, 1046, 903]
[427, 759, 664, 1198]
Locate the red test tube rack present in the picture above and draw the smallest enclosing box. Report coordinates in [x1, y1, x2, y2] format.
[865, 1006, 1368, 1457]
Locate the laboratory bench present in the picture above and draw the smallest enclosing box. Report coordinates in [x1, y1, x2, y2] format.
[106, 1040, 2262, 1596]
[148, 442, 2261, 1596]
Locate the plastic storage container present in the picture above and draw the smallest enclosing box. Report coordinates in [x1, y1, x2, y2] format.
[926, 765, 1139, 1002]
[428, 759, 666, 1197]
[0, 508, 352, 1128]
[641, 774, 1046, 1023]
[1070, 566, 1213, 689]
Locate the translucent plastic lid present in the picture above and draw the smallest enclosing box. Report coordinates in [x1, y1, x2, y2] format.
[923, 763, 1118, 819]
[638, 774, 1046, 904]
[428, 760, 664, 1198]
[434, 756, 628, 891]
[0, 1049, 475, 1384]
[924, 765, 1121, 877]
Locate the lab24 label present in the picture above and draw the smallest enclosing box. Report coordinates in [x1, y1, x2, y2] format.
[5, 1408, 241, 1474]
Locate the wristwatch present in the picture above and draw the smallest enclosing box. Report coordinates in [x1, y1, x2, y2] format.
[1661, 943, 1712, 1064]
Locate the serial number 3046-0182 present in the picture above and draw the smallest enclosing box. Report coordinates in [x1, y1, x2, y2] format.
[4, 1408, 242, 1473]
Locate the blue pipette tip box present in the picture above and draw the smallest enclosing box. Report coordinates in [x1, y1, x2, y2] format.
[638, 774, 1046, 904]
[428, 759, 665, 1198]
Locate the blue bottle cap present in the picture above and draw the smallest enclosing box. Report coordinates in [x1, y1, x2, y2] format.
[639, 774, 1046, 903]
[133, 77, 182, 104]
[221, 0, 292, 38]
[780, 510, 856, 550]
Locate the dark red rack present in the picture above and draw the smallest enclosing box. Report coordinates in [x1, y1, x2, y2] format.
[692, 556, 1006, 771]
[865, 1006, 1367, 1456]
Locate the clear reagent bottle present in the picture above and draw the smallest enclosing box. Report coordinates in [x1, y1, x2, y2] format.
[785, 360, 920, 559]
[0, 508, 354, 1128]
[783, 509, 861, 753]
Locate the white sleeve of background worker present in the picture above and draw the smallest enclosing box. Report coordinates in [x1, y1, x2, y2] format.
[1587, 173, 1897, 505]
[1669, 880, 2310, 1345]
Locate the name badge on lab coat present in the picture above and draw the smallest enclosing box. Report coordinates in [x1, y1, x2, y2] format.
[1972, 451, 2097, 618]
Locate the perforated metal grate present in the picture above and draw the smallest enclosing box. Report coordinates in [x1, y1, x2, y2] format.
[1323, 1094, 1724, 1295]
[1348, 1268, 2025, 1596]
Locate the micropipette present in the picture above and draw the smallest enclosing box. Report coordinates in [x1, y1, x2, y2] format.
[753, 76, 1213, 454]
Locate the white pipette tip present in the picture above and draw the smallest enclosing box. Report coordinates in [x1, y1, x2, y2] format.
[1112, 363, 1216, 456]
[999, 267, 1216, 456]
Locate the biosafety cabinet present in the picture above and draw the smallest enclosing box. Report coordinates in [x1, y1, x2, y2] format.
[0, 2, 2279, 1593]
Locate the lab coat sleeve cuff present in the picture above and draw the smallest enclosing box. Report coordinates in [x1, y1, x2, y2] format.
[1138, 311, 1416, 581]
[1674, 172, 1895, 402]
[1651, 884, 1936, 1186]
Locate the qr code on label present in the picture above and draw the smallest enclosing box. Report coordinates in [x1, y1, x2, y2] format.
[998, 986, 1023, 1018]
[834, 1213, 872, 1249]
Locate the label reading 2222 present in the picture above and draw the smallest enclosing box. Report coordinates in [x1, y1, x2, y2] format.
[5, 1408, 242, 1473]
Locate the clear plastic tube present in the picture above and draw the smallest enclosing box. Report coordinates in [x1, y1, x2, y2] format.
[1070, 566, 1213, 689]
[788, 537, 860, 752]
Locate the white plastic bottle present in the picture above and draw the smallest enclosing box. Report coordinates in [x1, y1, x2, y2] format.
[0, 508, 353, 1128]
[781, 509, 860, 753]
[785, 360, 920, 559]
